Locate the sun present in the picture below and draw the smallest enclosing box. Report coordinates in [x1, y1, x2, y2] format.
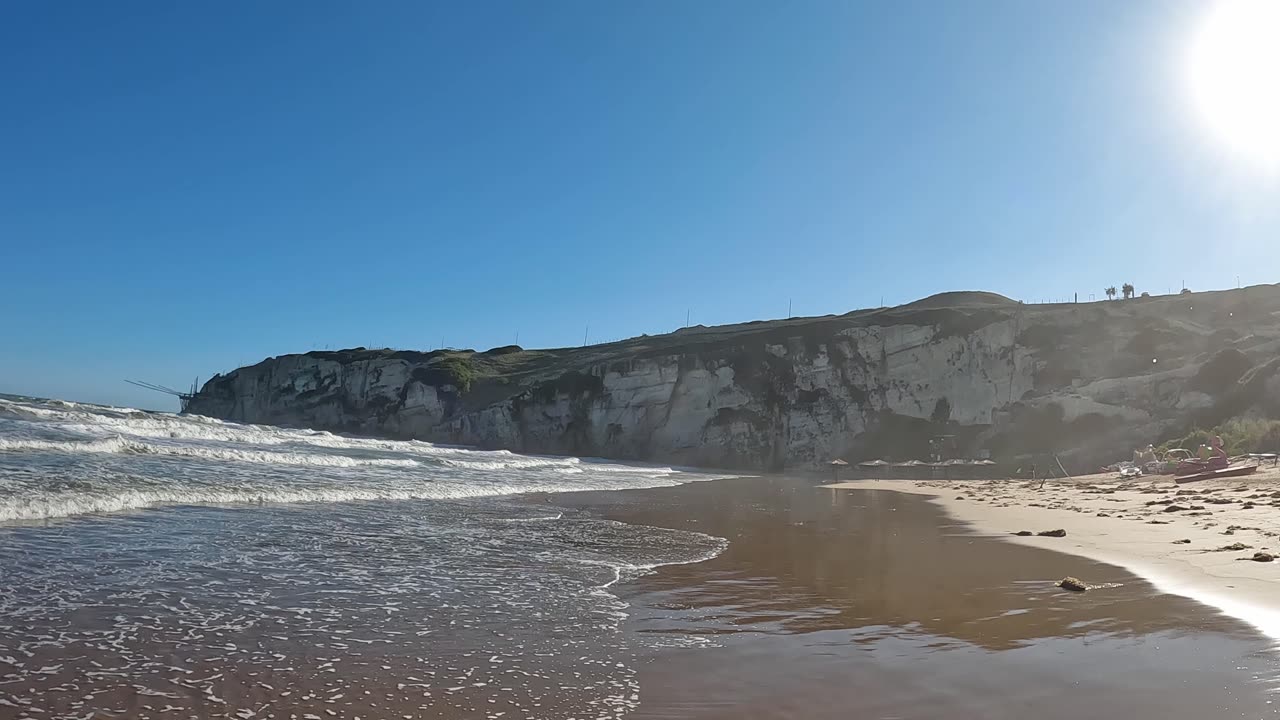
[1185, 0, 1280, 170]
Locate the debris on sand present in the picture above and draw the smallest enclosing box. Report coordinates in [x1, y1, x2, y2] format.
[1251, 552, 1275, 563]
[1163, 504, 1189, 513]
[1058, 577, 1089, 591]
[1172, 539, 1192, 544]
[1213, 542, 1252, 551]
[1037, 529, 1067, 537]
[1223, 525, 1260, 534]
[1012, 531, 1033, 536]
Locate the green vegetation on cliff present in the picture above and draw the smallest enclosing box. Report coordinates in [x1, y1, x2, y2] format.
[1162, 418, 1280, 456]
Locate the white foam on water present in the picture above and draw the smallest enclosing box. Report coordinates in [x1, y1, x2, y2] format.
[0, 482, 731, 719]
[439, 455, 583, 471]
[0, 434, 423, 468]
[0, 396, 723, 522]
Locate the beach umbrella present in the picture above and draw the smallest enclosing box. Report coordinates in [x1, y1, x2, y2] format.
[828, 458, 849, 480]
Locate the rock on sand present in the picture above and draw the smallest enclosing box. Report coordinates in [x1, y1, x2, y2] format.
[1059, 577, 1089, 592]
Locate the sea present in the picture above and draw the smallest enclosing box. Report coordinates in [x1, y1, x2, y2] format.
[0, 394, 727, 720]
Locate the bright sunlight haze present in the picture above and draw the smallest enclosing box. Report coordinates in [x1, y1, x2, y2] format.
[1186, 0, 1280, 171]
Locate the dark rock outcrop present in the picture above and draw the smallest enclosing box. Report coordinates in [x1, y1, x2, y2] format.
[1058, 577, 1089, 592]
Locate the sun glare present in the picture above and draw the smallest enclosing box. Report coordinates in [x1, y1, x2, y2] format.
[1186, 0, 1280, 171]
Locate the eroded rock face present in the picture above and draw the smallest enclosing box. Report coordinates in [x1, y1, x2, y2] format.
[185, 286, 1280, 471]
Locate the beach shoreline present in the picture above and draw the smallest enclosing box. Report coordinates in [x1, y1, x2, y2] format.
[554, 475, 1280, 719]
[824, 474, 1280, 640]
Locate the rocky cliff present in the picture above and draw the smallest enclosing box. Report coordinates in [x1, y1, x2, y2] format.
[185, 287, 1280, 471]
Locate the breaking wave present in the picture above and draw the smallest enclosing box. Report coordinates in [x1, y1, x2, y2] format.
[0, 434, 423, 468]
[0, 395, 718, 522]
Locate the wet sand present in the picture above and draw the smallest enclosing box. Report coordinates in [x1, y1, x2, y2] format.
[828, 471, 1280, 638]
[557, 476, 1280, 719]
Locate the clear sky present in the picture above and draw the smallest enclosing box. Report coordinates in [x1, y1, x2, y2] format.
[4, 1, 1279, 410]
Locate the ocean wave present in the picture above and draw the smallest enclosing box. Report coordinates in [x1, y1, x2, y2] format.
[0, 400, 67, 420]
[0, 435, 129, 454]
[0, 486, 448, 522]
[0, 468, 693, 522]
[497, 513, 565, 522]
[439, 455, 582, 471]
[1, 398, 445, 454]
[0, 435, 421, 469]
[558, 532, 731, 589]
[0, 395, 722, 523]
[577, 461, 677, 474]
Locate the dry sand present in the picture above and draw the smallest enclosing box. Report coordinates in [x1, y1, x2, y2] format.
[826, 465, 1280, 639]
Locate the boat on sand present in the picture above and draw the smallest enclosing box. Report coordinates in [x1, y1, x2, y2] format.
[1174, 463, 1259, 484]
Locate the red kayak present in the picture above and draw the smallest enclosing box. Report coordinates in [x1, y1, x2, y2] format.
[1174, 463, 1259, 484]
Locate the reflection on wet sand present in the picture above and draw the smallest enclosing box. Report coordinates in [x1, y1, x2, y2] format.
[557, 476, 1280, 720]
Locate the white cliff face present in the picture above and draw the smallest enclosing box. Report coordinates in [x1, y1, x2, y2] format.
[187, 321, 1042, 469]
[424, 321, 1038, 469]
[187, 287, 1280, 470]
[191, 354, 458, 438]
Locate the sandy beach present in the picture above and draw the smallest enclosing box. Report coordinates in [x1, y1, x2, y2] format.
[827, 467, 1280, 639]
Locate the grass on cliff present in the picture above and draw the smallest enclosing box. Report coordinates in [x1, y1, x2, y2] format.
[411, 355, 478, 392]
[1160, 417, 1280, 456]
[405, 348, 560, 398]
[433, 355, 478, 393]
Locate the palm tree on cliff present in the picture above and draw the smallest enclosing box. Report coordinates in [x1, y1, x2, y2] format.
[1122, 283, 1134, 300]
[1105, 286, 1117, 301]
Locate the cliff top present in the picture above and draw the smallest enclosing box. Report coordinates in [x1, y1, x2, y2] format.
[208, 283, 1280, 414]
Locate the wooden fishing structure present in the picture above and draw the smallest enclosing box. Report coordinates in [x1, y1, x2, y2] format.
[125, 378, 199, 412]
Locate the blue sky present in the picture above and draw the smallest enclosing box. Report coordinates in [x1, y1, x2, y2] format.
[4, 1, 1278, 409]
